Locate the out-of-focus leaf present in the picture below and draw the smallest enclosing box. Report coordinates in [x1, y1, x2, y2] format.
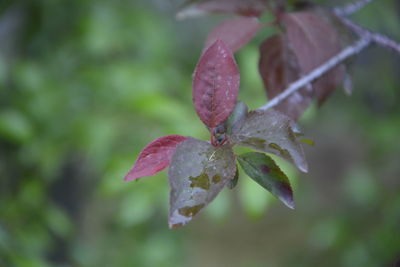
[193, 40, 240, 128]
[282, 11, 344, 104]
[226, 101, 248, 135]
[238, 152, 294, 208]
[259, 34, 312, 121]
[0, 110, 33, 143]
[231, 109, 308, 172]
[124, 135, 188, 181]
[168, 138, 236, 228]
[176, 0, 268, 19]
[204, 16, 263, 53]
[227, 165, 239, 189]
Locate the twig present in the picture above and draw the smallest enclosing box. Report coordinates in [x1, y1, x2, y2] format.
[258, 3, 400, 112]
[338, 16, 400, 54]
[258, 37, 371, 111]
[334, 0, 375, 16]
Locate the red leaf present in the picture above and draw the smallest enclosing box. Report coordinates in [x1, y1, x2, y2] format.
[258, 34, 312, 120]
[176, 0, 268, 19]
[193, 40, 240, 128]
[282, 11, 345, 104]
[124, 135, 188, 181]
[205, 16, 262, 53]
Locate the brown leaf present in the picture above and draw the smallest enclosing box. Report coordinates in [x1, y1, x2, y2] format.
[282, 11, 345, 104]
[176, 0, 268, 19]
[258, 34, 313, 121]
[205, 16, 263, 53]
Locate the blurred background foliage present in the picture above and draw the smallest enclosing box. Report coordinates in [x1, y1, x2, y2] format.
[0, 0, 399, 266]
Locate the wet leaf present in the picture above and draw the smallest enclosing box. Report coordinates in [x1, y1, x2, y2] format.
[282, 11, 344, 104]
[238, 152, 294, 209]
[176, 0, 268, 19]
[124, 135, 188, 181]
[168, 138, 236, 228]
[193, 40, 240, 128]
[205, 16, 262, 53]
[259, 34, 312, 121]
[231, 109, 308, 172]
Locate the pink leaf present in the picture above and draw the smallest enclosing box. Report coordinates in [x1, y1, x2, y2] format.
[193, 40, 240, 128]
[176, 0, 268, 19]
[124, 135, 188, 181]
[205, 16, 263, 53]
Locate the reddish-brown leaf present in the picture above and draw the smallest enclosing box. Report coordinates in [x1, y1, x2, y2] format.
[124, 135, 188, 181]
[176, 0, 268, 19]
[205, 16, 263, 53]
[282, 11, 345, 104]
[193, 40, 240, 128]
[258, 34, 312, 121]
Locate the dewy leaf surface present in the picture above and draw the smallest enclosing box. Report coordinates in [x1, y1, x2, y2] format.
[238, 152, 294, 209]
[231, 109, 308, 172]
[193, 40, 240, 128]
[205, 16, 262, 53]
[176, 0, 268, 19]
[282, 11, 344, 104]
[124, 135, 188, 181]
[259, 34, 312, 121]
[168, 138, 236, 228]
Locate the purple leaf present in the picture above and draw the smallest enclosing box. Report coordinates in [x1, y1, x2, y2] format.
[205, 16, 262, 53]
[231, 109, 308, 172]
[124, 135, 188, 181]
[176, 0, 268, 19]
[168, 138, 236, 228]
[193, 40, 240, 128]
[282, 11, 345, 104]
[258, 34, 312, 121]
[238, 152, 294, 209]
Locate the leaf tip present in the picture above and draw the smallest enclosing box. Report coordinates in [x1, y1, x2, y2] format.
[123, 172, 138, 182]
[283, 197, 295, 210]
[299, 163, 308, 173]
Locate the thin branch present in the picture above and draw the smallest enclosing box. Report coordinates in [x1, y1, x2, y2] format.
[258, 37, 371, 111]
[334, 0, 375, 16]
[257, 0, 400, 112]
[338, 16, 400, 54]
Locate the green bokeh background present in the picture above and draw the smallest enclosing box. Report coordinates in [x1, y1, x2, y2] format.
[1, 0, 399, 266]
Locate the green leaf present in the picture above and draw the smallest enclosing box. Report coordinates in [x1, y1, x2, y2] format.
[231, 109, 308, 172]
[168, 138, 236, 228]
[237, 152, 294, 209]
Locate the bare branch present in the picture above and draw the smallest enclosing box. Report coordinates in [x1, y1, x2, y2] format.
[258, 37, 371, 111]
[338, 16, 400, 54]
[257, 0, 400, 112]
[334, 0, 375, 16]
